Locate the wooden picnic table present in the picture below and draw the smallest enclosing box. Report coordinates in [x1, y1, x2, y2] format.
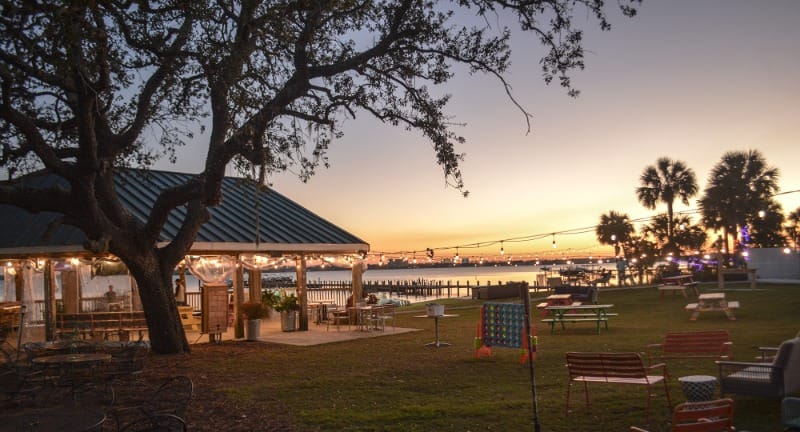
[658, 274, 699, 298]
[536, 294, 576, 317]
[685, 292, 739, 321]
[542, 304, 616, 334]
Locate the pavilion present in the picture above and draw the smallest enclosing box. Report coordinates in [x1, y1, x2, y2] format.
[0, 168, 369, 341]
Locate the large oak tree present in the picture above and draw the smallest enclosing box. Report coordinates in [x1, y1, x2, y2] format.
[0, 1, 638, 353]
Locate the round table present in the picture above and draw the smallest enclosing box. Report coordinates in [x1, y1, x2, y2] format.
[679, 374, 717, 402]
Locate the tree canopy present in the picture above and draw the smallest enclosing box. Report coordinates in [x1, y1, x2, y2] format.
[699, 150, 780, 254]
[0, 1, 639, 353]
[636, 157, 698, 253]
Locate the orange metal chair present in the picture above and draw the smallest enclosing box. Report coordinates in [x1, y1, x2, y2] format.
[630, 398, 735, 432]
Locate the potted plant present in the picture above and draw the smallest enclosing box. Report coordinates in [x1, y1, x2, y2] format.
[274, 294, 300, 332]
[240, 301, 270, 341]
[262, 291, 280, 310]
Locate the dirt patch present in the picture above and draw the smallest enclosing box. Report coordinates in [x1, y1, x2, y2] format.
[141, 341, 300, 432]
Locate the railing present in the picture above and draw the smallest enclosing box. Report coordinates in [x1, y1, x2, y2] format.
[25, 279, 499, 325]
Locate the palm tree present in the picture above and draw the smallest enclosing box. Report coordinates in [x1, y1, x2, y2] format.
[636, 157, 698, 253]
[788, 207, 800, 249]
[643, 214, 707, 256]
[622, 235, 659, 285]
[596, 211, 634, 257]
[699, 150, 780, 254]
[749, 199, 786, 247]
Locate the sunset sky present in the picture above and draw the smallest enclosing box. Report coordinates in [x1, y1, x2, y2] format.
[157, 1, 800, 261]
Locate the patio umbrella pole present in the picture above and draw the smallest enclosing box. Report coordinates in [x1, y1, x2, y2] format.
[520, 284, 541, 432]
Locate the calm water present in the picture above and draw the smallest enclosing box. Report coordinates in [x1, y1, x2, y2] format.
[1, 263, 614, 299]
[264, 263, 613, 287]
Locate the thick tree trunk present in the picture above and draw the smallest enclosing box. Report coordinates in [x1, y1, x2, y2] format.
[125, 254, 190, 354]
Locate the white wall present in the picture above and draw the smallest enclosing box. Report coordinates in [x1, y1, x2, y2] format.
[748, 248, 800, 280]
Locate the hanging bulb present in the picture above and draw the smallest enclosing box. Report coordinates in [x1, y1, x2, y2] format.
[552, 234, 557, 249]
[500, 241, 504, 256]
[454, 248, 460, 261]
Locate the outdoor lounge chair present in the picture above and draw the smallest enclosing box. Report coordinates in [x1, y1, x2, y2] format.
[630, 398, 735, 432]
[717, 336, 800, 398]
[784, 397, 800, 431]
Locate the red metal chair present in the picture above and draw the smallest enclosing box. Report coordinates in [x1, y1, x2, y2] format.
[630, 398, 735, 432]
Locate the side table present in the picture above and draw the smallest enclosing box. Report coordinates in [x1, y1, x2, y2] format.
[679, 375, 717, 402]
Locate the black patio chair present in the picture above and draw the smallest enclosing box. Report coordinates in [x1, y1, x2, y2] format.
[118, 408, 187, 432]
[0, 342, 45, 402]
[110, 375, 193, 431]
[100, 341, 150, 383]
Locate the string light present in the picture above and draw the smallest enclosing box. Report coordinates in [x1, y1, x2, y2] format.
[364, 190, 800, 262]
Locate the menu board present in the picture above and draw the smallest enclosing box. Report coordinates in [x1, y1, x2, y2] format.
[202, 284, 229, 334]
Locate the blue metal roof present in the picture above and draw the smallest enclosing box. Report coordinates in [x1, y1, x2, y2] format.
[0, 169, 368, 256]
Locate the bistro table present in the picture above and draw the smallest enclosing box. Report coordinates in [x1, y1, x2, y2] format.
[542, 304, 616, 334]
[0, 407, 105, 432]
[686, 293, 739, 321]
[32, 352, 111, 397]
[413, 314, 459, 347]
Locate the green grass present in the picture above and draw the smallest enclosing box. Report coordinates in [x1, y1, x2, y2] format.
[188, 284, 800, 431]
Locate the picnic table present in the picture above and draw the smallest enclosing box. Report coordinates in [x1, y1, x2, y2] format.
[658, 274, 699, 298]
[536, 294, 577, 317]
[542, 304, 616, 334]
[685, 292, 739, 321]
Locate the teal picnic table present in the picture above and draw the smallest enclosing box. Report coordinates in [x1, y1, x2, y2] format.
[542, 304, 616, 334]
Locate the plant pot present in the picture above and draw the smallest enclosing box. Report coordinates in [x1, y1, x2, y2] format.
[280, 311, 297, 332]
[245, 319, 261, 341]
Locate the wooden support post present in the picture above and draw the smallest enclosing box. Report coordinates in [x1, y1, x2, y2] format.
[248, 269, 262, 303]
[352, 262, 363, 304]
[177, 264, 187, 304]
[44, 260, 57, 341]
[234, 263, 244, 339]
[61, 269, 80, 314]
[297, 255, 308, 331]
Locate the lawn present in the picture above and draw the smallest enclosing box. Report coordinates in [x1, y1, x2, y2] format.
[149, 283, 800, 431]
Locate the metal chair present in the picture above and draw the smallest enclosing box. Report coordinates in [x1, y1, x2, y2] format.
[327, 307, 350, 331]
[380, 303, 396, 330]
[630, 398, 735, 432]
[111, 375, 193, 431]
[118, 408, 187, 432]
[101, 341, 150, 383]
[1, 342, 47, 401]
